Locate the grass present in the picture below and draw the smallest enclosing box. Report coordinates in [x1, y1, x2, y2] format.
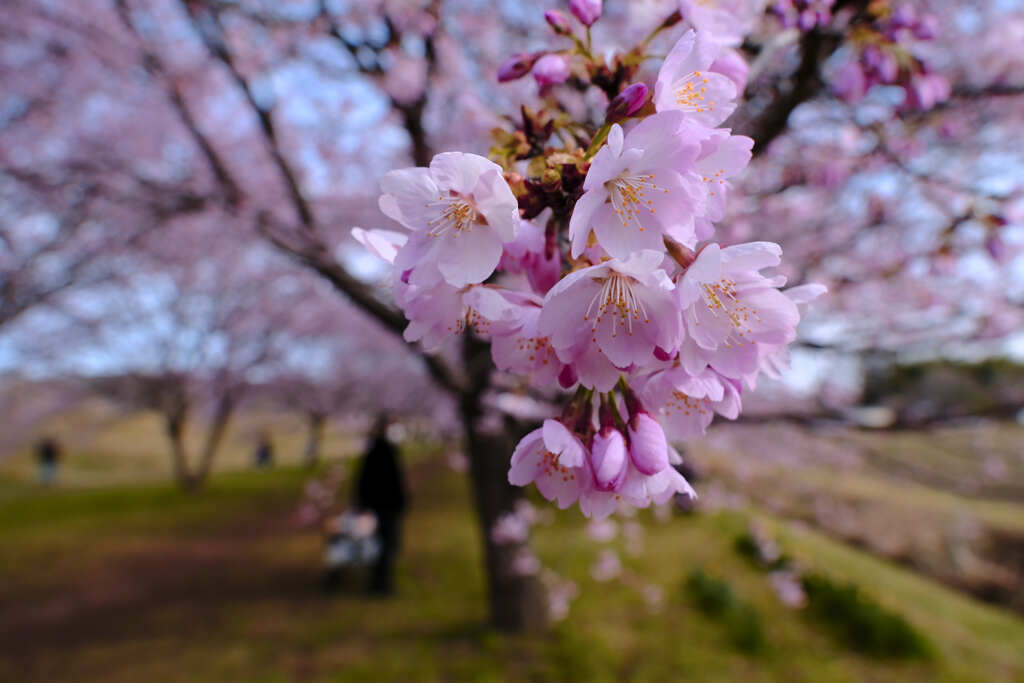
[2, 453, 1023, 682]
[801, 573, 930, 658]
[2, 410, 1024, 682]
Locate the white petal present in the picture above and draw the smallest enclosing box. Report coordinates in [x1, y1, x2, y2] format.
[437, 228, 503, 287]
[607, 123, 624, 157]
[429, 152, 501, 195]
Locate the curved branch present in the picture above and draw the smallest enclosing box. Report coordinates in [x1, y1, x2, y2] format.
[257, 216, 467, 395]
[737, 0, 869, 156]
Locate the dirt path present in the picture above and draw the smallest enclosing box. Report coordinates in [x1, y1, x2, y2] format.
[0, 498, 324, 676]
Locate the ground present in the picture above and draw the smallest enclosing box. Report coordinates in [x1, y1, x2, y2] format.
[1, 410, 1024, 682]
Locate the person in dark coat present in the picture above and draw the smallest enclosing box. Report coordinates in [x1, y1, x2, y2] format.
[354, 414, 407, 595]
[254, 432, 275, 469]
[36, 437, 61, 486]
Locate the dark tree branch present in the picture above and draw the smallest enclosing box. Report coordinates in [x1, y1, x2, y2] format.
[113, 0, 466, 397]
[257, 215, 467, 395]
[114, 0, 241, 208]
[183, 3, 313, 227]
[737, 0, 870, 156]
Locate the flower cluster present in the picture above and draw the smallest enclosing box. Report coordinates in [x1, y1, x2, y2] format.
[354, 4, 824, 518]
[832, 2, 947, 110]
[770, 0, 835, 31]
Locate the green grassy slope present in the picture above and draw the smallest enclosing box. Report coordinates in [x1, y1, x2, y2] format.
[1, 456, 1022, 682]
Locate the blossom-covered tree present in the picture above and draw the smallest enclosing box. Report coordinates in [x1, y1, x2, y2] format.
[2, 0, 1022, 632]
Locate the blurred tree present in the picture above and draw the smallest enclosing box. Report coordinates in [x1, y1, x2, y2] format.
[1, 0, 1022, 632]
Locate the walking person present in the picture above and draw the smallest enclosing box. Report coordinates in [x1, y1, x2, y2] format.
[354, 414, 407, 595]
[36, 437, 61, 486]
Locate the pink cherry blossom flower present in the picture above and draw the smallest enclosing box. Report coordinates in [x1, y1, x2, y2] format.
[463, 287, 561, 386]
[756, 283, 827, 379]
[638, 365, 742, 438]
[694, 130, 753, 226]
[508, 419, 589, 508]
[679, 0, 761, 47]
[498, 215, 561, 295]
[380, 152, 519, 288]
[398, 281, 481, 351]
[675, 242, 800, 380]
[591, 548, 622, 581]
[491, 512, 530, 544]
[654, 30, 738, 127]
[569, 113, 703, 259]
[539, 251, 683, 391]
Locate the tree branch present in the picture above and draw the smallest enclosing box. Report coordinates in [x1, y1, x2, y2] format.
[737, 0, 869, 156]
[114, 0, 240, 207]
[256, 215, 467, 395]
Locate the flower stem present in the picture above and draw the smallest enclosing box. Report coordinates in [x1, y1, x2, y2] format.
[585, 122, 612, 158]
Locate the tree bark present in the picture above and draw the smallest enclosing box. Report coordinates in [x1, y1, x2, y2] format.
[193, 394, 234, 488]
[163, 407, 194, 490]
[303, 412, 326, 468]
[459, 337, 547, 633]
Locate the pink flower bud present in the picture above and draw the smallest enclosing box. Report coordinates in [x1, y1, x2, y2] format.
[558, 363, 578, 389]
[605, 82, 648, 123]
[591, 426, 628, 491]
[498, 53, 540, 82]
[569, 0, 602, 27]
[653, 346, 675, 362]
[533, 54, 571, 86]
[545, 9, 572, 35]
[627, 412, 669, 475]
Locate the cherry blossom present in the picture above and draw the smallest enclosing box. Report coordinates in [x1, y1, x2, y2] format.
[381, 152, 519, 288]
[508, 419, 589, 509]
[654, 30, 738, 127]
[678, 243, 798, 345]
[569, 113, 703, 258]
[539, 251, 683, 391]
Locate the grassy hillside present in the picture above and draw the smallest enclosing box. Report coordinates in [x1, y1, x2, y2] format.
[2, 450, 1023, 682]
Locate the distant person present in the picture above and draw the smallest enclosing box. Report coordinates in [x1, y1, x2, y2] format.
[254, 432, 275, 469]
[354, 414, 407, 595]
[36, 437, 61, 486]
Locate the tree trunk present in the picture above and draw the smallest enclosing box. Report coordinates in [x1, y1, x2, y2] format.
[303, 412, 325, 468]
[163, 408, 194, 490]
[459, 337, 547, 633]
[192, 394, 234, 488]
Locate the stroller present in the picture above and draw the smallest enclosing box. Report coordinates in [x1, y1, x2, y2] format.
[321, 509, 380, 592]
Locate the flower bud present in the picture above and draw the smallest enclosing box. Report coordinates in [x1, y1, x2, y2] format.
[653, 346, 675, 362]
[545, 9, 572, 35]
[498, 52, 540, 82]
[591, 426, 627, 491]
[533, 54, 571, 87]
[540, 166, 562, 192]
[605, 82, 648, 123]
[569, 0, 602, 27]
[558, 363, 578, 389]
[627, 412, 669, 475]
